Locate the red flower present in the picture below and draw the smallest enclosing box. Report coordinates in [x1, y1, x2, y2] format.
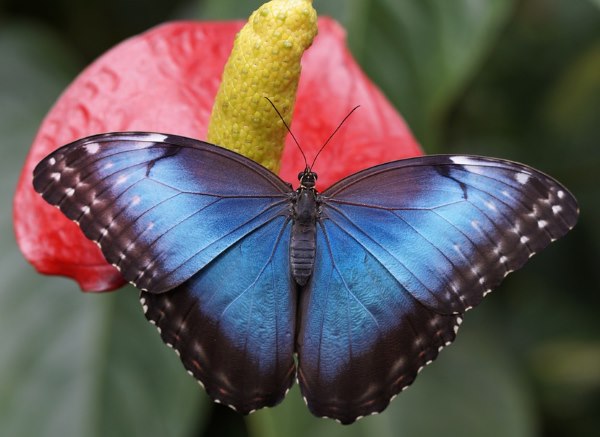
[13, 18, 422, 292]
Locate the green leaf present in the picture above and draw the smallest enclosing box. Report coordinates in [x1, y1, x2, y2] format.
[0, 22, 205, 437]
[543, 42, 600, 248]
[349, 0, 515, 150]
[587, 0, 600, 10]
[196, 0, 263, 20]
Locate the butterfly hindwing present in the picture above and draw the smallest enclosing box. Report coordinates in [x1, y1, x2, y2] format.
[33, 132, 291, 293]
[297, 220, 461, 424]
[141, 215, 297, 413]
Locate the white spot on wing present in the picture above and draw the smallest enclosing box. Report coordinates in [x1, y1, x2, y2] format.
[51, 172, 61, 181]
[48, 157, 56, 166]
[85, 143, 100, 154]
[450, 156, 481, 166]
[449, 156, 486, 174]
[515, 172, 530, 184]
[552, 205, 563, 214]
[141, 133, 169, 143]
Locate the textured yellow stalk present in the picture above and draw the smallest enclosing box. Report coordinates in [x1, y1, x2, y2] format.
[207, 0, 318, 172]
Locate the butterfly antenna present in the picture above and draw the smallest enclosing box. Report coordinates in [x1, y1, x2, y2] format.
[310, 105, 360, 169]
[264, 97, 308, 169]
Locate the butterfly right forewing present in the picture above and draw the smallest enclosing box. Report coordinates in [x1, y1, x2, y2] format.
[319, 155, 578, 313]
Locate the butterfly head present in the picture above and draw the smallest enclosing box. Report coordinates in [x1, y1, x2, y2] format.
[298, 167, 318, 189]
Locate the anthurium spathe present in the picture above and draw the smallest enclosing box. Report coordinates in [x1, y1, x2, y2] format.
[13, 17, 421, 292]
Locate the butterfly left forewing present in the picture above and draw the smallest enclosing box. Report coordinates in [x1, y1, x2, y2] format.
[33, 132, 292, 293]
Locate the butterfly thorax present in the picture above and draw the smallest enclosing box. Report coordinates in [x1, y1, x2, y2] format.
[291, 170, 319, 286]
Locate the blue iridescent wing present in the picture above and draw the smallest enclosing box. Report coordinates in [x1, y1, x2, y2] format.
[297, 155, 578, 423]
[33, 132, 297, 412]
[297, 221, 461, 424]
[33, 132, 292, 293]
[141, 215, 296, 413]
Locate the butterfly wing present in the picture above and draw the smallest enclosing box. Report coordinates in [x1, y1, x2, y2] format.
[297, 155, 578, 423]
[297, 220, 461, 424]
[141, 214, 296, 413]
[34, 132, 297, 412]
[33, 132, 292, 293]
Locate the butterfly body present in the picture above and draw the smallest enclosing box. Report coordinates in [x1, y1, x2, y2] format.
[33, 132, 578, 424]
[291, 170, 320, 285]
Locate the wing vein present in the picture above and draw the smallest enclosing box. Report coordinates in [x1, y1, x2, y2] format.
[323, 204, 441, 305]
[318, 221, 381, 331]
[219, 217, 291, 320]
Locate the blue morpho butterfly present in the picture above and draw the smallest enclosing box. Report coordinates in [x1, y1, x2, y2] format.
[32, 105, 578, 424]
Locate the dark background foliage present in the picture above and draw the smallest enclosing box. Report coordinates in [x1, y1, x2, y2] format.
[1, 0, 598, 436]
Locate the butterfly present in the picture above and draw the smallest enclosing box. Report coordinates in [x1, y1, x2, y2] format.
[33, 131, 578, 424]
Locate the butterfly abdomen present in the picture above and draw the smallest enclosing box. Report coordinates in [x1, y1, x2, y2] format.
[291, 189, 318, 286]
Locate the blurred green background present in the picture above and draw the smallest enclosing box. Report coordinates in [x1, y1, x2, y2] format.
[1, 0, 598, 436]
